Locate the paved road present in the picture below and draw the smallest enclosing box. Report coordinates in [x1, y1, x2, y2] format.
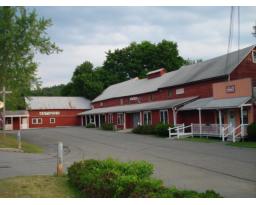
[1, 127, 256, 197]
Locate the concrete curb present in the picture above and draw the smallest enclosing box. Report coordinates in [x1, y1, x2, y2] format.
[0, 148, 24, 153]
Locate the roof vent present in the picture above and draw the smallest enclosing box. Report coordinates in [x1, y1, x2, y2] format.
[147, 68, 166, 79]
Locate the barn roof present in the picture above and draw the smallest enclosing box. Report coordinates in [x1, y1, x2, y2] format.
[25, 96, 91, 110]
[93, 45, 255, 103]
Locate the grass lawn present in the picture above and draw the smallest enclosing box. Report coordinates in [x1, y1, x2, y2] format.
[0, 175, 78, 197]
[226, 141, 256, 148]
[0, 134, 43, 153]
[181, 136, 220, 143]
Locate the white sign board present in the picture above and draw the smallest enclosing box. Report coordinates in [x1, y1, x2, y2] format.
[39, 111, 60, 116]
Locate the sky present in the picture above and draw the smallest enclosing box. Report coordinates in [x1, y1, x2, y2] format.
[32, 6, 256, 87]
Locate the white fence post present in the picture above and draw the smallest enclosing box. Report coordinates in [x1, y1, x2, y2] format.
[232, 129, 236, 143]
[17, 130, 21, 149]
[57, 142, 64, 176]
[222, 127, 225, 142]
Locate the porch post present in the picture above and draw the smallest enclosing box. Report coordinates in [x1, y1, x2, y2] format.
[140, 111, 142, 125]
[123, 112, 126, 129]
[94, 115, 96, 126]
[198, 108, 202, 136]
[240, 106, 244, 136]
[19, 117, 21, 130]
[98, 114, 101, 128]
[85, 115, 87, 126]
[218, 110, 223, 139]
[172, 108, 177, 126]
[81, 116, 83, 126]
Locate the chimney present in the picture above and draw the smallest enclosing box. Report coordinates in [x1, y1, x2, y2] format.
[146, 68, 166, 79]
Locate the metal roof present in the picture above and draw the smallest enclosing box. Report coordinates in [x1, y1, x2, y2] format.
[25, 96, 91, 110]
[93, 45, 255, 102]
[80, 96, 197, 115]
[179, 96, 251, 110]
[0, 110, 29, 117]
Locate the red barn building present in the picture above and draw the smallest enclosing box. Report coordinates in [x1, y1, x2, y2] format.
[25, 97, 91, 129]
[80, 45, 256, 138]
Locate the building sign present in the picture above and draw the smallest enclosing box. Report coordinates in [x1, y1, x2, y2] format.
[226, 85, 235, 93]
[129, 96, 138, 101]
[39, 111, 60, 116]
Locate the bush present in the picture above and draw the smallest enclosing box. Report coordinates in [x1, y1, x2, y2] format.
[86, 123, 95, 128]
[101, 123, 114, 131]
[247, 123, 256, 141]
[154, 123, 171, 137]
[67, 159, 221, 198]
[132, 125, 155, 135]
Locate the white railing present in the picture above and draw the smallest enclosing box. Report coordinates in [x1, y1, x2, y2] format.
[168, 123, 248, 143]
[232, 124, 248, 142]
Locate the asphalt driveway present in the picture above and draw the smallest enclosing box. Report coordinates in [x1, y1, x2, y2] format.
[1, 127, 256, 197]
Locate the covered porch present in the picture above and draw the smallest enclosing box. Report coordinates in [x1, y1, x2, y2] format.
[0, 110, 29, 131]
[171, 96, 253, 142]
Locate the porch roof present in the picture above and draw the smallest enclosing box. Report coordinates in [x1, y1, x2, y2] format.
[179, 96, 251, 111]
[79, 96, 197, 115]
[0, 110, 29, 117]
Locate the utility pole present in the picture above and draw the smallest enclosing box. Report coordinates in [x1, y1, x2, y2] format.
[0, 86, 12, 137]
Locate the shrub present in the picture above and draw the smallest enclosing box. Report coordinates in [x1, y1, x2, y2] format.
[86, 123, 95, 128]
[101, 123, 114, 131]
[132, 125, 155, 135]
[67, 159, 221, 198]
[247, 123, 256, 141]
[154, 123, 171, 137]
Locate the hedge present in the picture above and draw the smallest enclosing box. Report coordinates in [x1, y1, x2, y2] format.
[132, 123, 171, 138]
[86, 123, 95, 128]
[67, 159, 221, 198]
[101, 123, 114, 131]
[247, 123, 256, 141]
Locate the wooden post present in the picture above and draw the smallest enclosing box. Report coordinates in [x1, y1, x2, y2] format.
[57, 142, 64, 176]
[123, 112, 126, 129]
[17, 130, 21, 149]
[198, 108, 202, 137]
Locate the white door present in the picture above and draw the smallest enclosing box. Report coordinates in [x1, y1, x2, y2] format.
[21, 118, 28, 129]
[228, 110, 236, 132]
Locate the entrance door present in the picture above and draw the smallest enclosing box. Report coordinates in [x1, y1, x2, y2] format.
[21, 118, 28, 129]
[133, 113, 140, 128]
[228, 110, 236, 131]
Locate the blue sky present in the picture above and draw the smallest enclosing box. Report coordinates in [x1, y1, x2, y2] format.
[33, 6, 256, 87]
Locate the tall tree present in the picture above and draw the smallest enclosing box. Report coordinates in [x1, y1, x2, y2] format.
[62, 61, 105, 100]
[0, 7, 61, 109]
[103, 40, 185, 84]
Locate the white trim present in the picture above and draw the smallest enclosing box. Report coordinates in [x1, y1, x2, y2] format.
[143, 111, 152, 125]
[32, 118, 42, 125]
[160, 109, 169, 124]
[117, 113, 124, 125]
[50, 118, 56, 124]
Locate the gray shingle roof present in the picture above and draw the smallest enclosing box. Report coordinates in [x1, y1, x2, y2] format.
[25, 97, 91, 110]
[179, 96, 251, 110]
[93, 45, 255, 103]
[80, 96, 197, 115]
[1, 110, 29, 117]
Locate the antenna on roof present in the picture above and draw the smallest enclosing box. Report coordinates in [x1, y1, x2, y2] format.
[226, 6, 240, 81]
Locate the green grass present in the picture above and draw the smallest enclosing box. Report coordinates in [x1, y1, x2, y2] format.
[0, 175, 78, 197]
[226, 141, 256, 148]
[0, 134, 43, 153]
[181, 136, 220, 143]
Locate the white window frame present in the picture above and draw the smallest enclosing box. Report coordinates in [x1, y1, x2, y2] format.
[252, 51, 256, 63]
[5, 117, 12, 125]
[50, 118, 56, 124]
[117, 113, 124, 125]
[176, 88, 184, 95]
[160, 110, 169, 124]
[32, 118, 42, 125]
[108, 113, 113, 123]
[143, 111, 152, 125]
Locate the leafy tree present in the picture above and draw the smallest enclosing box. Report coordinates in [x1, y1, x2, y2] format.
[30, 84, 66, 96]
[62, 61, 105, 100]
[103, 40, 185, 84]
[0, 7, 61, 109]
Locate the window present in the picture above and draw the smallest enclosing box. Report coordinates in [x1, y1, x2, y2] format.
[5, 118, 12, 125]
[100, 102, 103, 107]
[108, 114, 113, 123]
[149, 94, 153, 101]
[143, 111, 152, 125]
[168, 89, 172, 97]
[241, 110, 249, 124]
[32, 118, 42, 125]
[50, 118, 56, 124]
[160, 110, 168, 124]
[117, 113, 124, 125]
[120, 99, 124, 105]
[176, 88, 184, 95]
[252, 51, 256, 63]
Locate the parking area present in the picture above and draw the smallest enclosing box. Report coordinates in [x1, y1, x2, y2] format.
[0, 127, 256, 197]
